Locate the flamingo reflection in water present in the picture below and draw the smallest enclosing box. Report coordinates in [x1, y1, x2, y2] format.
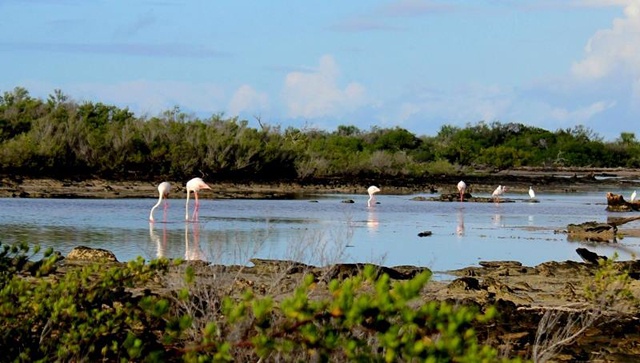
[367, 209, 379, 232]
[185, 222, 205, 261]
[456, 209, 465, 237]
[492, 214, 504, 227]
[149, 222, 168, 259]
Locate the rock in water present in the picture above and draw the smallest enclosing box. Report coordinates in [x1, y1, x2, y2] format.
[606, 192, 640, 212]
[576, 248, 607, 264]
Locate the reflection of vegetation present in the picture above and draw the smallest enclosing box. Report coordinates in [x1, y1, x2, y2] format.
[2, 87, 639, 182]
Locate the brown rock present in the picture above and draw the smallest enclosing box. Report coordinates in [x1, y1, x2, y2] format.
[448, 277, 482, 291]
[567, 221, 615, 242]
[606, 192, 640, 212]
[576, 247, 608, 264]
[66, 246, 118, 262]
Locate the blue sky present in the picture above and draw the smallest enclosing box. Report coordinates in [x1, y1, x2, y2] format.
[1, 1, 639, 140]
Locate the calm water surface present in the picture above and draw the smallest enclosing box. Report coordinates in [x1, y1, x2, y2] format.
[1, 188, 639, 272]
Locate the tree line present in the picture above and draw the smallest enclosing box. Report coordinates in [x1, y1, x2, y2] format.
[1, 87, 639, 182]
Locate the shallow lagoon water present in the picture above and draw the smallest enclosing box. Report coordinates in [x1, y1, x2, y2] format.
[1, 189, 639, 272]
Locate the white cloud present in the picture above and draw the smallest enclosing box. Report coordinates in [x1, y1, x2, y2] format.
[571, 0, 640, 81]
[380, 84, 514, 126]
[62, 80, 226, 116]
[549, 100, 617, 121]
[281, 55, 366, 119]
[228, 85, 269, 116]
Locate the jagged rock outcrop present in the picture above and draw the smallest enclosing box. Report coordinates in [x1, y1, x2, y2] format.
[66, 246, 118, 262]
[565, 215, 640, 243]
[606, 192, 640, 212]
[566, 221, 616, 242]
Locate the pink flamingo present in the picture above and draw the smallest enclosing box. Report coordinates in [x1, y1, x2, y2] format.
[457, 180, 467, 202]
[149, 181, 171, 222]
[185, 177, 211, 221]
[367, 185, 381, 207]
[492, 185, 506, 202]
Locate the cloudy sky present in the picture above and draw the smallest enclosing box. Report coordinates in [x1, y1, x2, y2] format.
[1, 0, 639, 140]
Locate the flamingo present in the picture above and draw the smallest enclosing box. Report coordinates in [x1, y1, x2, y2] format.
[492, 185, 506, 202]
[367, 185, 381, 207]
[149, 181, 171, 222]
[185, 177, 211, 221]
[528, 186, 536, 199]
[457, 180, 467, 202]
[631, 190, 637, 202]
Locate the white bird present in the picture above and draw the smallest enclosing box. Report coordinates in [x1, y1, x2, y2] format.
[457, 180, 467, 202]
[367, 185, 381, 207]
[149, 181, 171, 222]
[528, 186, 536, 199]
[492, 185, 506, 202]
[631, 190, 637, 202]
[185, 177, 211, 221]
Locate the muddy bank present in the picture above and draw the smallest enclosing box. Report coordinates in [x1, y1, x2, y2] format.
[1, 167, 639, 199]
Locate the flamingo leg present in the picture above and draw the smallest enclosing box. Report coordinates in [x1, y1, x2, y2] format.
[193, 192, 200, 221]
[162, 196, 169, 222]
[185, 192, 191, 221]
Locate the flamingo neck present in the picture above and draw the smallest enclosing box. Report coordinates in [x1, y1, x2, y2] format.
[150, 194, 164, 221]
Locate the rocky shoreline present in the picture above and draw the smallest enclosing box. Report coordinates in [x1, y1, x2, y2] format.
[1, 167, 639, 200]
[37, 246, 640, 362]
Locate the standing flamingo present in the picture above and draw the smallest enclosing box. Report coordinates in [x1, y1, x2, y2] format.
[149, 181, 171, 222]
[492, 185, 506, 202]
[457, 180, 467, 202]
[528, 186, 536, 200]
[367, 185, 381, 207]
[185, 177, 211, 221]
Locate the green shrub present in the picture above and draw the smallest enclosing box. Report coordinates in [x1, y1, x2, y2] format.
[170, 265, 522, 362]
[0, 242, 171, 362]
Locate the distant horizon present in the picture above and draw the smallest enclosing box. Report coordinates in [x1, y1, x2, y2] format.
[2, 1, 639, 142]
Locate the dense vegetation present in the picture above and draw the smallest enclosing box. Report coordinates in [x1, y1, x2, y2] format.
[2, 242, 636, 362]
[0, 242, 523, 362]
[1, 87, 639, 182]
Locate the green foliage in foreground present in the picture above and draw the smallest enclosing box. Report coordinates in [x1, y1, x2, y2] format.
[0, 241, 525, 362]
[170, 265, 522, 362]
[0, 242, 171, 362]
